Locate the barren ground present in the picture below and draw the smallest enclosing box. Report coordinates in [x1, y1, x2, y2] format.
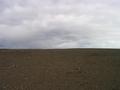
[0, 49, 120, 90]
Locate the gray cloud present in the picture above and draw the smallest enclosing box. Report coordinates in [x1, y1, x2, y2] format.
[0, 0, 120, 48]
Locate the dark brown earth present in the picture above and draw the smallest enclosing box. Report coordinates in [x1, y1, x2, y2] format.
[0, 49, 120, 90]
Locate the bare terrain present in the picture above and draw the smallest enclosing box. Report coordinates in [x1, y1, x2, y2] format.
[0, 49, 120, 90]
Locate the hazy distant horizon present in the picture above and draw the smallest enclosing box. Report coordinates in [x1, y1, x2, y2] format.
[0, 0, 120, 48]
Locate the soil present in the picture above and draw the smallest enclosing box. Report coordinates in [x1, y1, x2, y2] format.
[0, 49, 120, 90]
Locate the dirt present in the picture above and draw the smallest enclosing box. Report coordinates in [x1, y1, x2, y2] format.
[0, 49, 120, 90]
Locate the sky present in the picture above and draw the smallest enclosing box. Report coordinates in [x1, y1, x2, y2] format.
[0, 0, 120, 49]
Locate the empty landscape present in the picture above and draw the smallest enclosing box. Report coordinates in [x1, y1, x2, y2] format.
[0, 49, 120, 90]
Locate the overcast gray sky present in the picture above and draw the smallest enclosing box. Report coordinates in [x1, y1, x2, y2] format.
[0, 0, 120, 48]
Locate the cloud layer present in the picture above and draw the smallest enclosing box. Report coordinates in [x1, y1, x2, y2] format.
[0, 0, 120, 48]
